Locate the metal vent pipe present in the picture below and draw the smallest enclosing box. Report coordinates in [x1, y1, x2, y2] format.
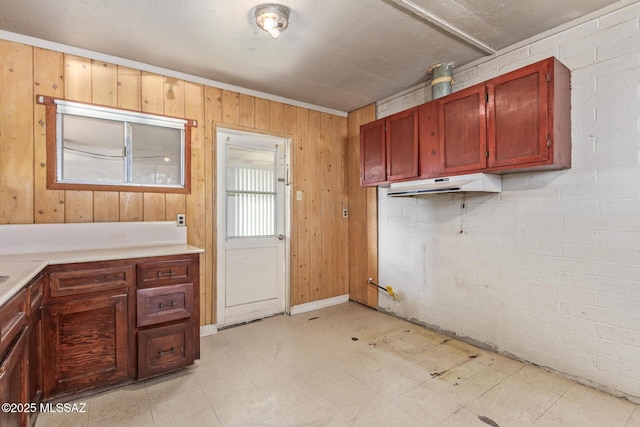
[427, 63, 454, 100]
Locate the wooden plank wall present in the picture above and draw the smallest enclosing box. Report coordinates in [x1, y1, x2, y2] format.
[346, 105, 379, 308]
[0, 39, 352, 323]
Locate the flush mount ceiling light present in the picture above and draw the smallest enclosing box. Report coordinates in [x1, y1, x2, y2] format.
[255, 4, 289, 39]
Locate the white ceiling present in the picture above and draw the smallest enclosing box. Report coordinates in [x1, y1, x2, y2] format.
[0, 0, 629, 113]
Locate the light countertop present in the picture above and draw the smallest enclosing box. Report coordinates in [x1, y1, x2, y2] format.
[0, 243, 203, 265]
[0, 221, 203, 307]
[0, 244, 203, 306]
[0, 260, 48, 306]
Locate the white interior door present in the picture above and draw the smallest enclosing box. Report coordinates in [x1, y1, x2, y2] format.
[216, 129, 289, 327]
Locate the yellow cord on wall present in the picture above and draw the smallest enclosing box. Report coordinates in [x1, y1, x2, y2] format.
[367, 278, 400, 301]
[385, 285, 399, 301]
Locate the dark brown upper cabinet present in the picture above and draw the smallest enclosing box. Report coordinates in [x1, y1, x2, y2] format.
[360, 107, 419, 186]
[438, 84, 488, 175]
[418, 101, 439, 179]
[360, 119, 386, 186]
[386, 107, 419, 181]
[359, 56, 571, 186]
[486, 57, 571, 172]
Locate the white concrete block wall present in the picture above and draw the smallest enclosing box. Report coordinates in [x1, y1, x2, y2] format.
[376, 2, 640, 400]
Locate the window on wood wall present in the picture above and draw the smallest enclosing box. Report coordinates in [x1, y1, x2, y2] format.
[37, 95, 196, 193]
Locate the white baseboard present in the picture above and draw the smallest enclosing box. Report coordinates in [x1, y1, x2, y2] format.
[199, 294, 350, 332]
[289, 294, 350, 316]
[199, 324, 218, 337]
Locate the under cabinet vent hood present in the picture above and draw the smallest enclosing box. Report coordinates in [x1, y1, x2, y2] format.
[387, 173, 501, 196]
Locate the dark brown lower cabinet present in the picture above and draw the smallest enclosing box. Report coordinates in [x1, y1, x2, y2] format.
[0, 328, 29, 427]
[0, 287, 29, 427]
[1, 254, 199, 419]
[27, 277, 43, 427]
[28, 304, 42, 404]
[136, 255, 199, 379]
[42, 294, 129, 396]
[38, 253, 200, 400]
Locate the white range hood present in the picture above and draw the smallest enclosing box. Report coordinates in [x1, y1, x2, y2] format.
[387, 173, 501, 197]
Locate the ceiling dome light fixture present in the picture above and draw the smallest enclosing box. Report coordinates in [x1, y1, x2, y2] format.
[255, 4, 290, 39]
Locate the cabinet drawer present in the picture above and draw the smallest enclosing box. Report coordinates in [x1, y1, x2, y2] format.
[48, 265, 133, 299]
[137, 283, 193, 327]
[0, 288, 28, 357]
[138, 322, 194, 379]
[137, 257, 195, 288]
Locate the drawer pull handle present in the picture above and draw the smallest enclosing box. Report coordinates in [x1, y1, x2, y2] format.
[158, 347, 176, 357]
[158, 301, 177, 309]
[156, 270, 175, 278]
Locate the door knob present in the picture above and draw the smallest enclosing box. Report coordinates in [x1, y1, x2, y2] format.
[277, 234, 285, 240]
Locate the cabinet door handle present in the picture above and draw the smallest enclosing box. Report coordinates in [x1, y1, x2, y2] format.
[158, 301, 177, 309]
[156, 270, 175, 278]
[158, 347, 175, 357]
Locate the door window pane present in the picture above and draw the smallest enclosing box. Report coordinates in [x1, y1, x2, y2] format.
[226, 146, 276, 237]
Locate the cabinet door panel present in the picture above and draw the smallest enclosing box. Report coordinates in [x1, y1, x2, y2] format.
[386, 108, 419, 181]
[43, 294, 129, 396]
[360, 119, 386, 186]
[487, 60, 550, 168]
[439, 84, 487, 174]
[0, 328, 28, 427]
[419, 101, 440, 178]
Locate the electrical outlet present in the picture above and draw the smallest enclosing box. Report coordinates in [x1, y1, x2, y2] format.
[342, 209, 348, 218]
[176, 213, 186, 226]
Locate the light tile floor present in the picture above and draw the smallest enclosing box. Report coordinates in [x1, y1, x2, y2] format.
[37, 302, 640, 427]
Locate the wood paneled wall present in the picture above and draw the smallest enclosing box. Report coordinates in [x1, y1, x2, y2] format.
[346, 105, 379, 308]
[0, 39, 356, 323]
